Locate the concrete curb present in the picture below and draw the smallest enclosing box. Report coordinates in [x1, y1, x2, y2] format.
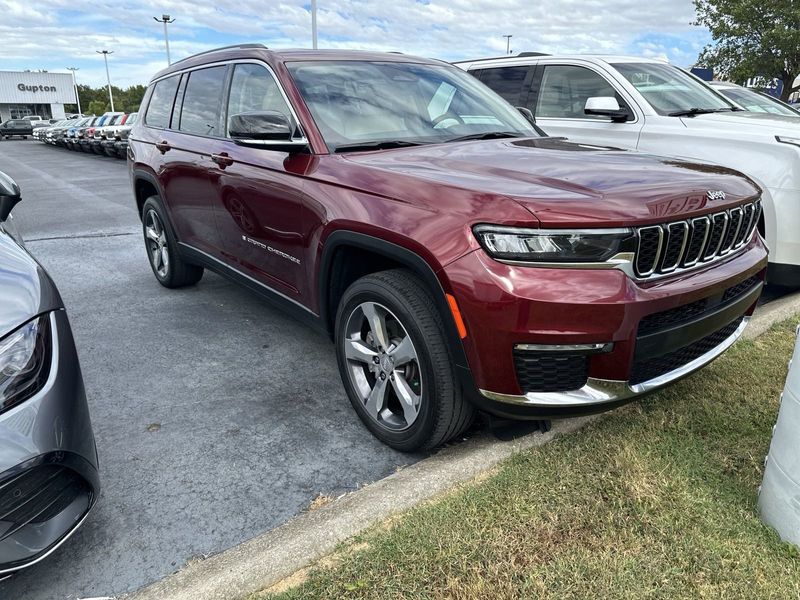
[125, 290, 800, 600]
[744, 290, 800, 340]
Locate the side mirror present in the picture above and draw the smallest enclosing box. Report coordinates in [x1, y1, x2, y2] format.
[229, 111, 308, 152]
[584, 97, 631, 122]
[516, 106, 536, 125]
[0, 171, 21, 222]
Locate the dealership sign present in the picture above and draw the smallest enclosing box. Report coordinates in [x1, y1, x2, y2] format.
[17, 83, 57, 93]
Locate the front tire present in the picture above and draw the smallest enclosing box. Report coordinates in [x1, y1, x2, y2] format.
[335, 269, 474, 451]
[141, 196, 203, 288]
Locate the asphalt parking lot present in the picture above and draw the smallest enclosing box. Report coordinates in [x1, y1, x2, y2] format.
[0, 141, 421, 599]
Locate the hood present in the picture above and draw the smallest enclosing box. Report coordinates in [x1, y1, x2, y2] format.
[0, 228, 62, 338]
[686, 110, 800, 131]
[341, 137, 760, 226]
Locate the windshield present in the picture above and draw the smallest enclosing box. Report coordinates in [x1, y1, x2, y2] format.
[612, 62, 735, 116]
[287, 60, 537, 151]
[717, 86, 800, 117]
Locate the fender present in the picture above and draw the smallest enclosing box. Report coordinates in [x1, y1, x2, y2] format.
[318, 231, 479, 399]
[130, 168, 183, 242]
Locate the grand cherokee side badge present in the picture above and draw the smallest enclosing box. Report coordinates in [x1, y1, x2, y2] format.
[707, 190, 726, 201]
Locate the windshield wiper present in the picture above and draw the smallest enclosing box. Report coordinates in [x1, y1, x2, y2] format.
[334, 140, 427, 153]
[667, 107, 734, 117]
[445, 131, 524, 143]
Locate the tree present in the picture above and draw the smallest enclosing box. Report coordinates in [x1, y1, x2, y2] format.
[86, 100, 108, 116]
[695, 0, 800, 101]
[64, 83, 148, 115]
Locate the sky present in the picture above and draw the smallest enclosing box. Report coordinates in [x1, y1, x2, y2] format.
[0, 0, 712, 89]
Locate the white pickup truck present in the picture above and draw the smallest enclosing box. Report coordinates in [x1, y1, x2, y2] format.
[456, 54, 800, 286]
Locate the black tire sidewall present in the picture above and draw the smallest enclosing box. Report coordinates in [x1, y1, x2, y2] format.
[142, 196, 179, 286]
[335, 276, 451, 451]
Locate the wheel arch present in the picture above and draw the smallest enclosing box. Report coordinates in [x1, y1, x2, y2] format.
[318, 231, 473, 378]
[131, 169, 183, 247]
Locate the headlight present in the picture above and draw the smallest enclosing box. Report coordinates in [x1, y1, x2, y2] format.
[776, 136, 800, 147]
[473, 225, 635, 263]
[0, 315, 52, 413]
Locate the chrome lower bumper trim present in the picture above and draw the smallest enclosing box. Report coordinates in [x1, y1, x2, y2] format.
[480, 316, 750, 408]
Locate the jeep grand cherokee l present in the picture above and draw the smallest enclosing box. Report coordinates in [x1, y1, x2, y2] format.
[128, 45, 767, 451]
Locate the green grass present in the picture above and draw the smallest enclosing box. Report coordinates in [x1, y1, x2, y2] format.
[256, 321, 800, 600]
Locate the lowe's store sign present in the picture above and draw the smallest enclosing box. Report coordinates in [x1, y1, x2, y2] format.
[0, 71, 75, 104]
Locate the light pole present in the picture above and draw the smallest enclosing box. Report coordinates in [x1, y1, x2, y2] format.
[153, 14, 175, 64]
[311, 0, 318, 49]
[66, 66, 81, 115]
[503, 34, 513, 55]
[96, 50, 115, 112]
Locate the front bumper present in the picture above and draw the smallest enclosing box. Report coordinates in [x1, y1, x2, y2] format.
[445, 233, 768, 419]
[0, 310, 99, 574]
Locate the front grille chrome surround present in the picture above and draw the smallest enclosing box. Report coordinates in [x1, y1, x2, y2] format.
[632, 200, 760, 279]
[634, 226, 663, 277]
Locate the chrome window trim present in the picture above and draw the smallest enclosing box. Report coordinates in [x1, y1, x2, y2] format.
[480, 317, 749, 408]
[146, 58, 309, 145]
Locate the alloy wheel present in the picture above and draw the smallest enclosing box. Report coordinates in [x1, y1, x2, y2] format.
[343, 301, 423, 431]
[144, 209, 170, 278]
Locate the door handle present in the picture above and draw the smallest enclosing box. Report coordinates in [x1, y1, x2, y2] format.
[211, 152, 234, 168]
[155, 140, 171, 154]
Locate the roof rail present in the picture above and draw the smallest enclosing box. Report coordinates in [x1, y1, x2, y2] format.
[454, 52, 550, 64]
[171, 43, 269, 66]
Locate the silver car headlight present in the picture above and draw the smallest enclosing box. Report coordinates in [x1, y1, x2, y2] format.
[0, 315, 52, 413]
[473, 225, 635, 263]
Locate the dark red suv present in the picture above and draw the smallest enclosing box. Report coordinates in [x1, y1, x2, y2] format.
[128, 45, 768, 451]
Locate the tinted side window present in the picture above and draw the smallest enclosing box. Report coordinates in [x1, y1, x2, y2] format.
[535, 65, 626, 119]
[145, 76, 180, 128]
[179, 66, 227, 136]
[226, 63, 292, 134]
[479, 66, 530, 105]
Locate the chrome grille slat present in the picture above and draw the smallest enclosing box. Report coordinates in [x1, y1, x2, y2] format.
[634, 226, 663, 277]
[659, 222, 689, 273]
[633, 200, 759, 280]
[682, 217, 710, 267]
[720, 207, 743, 255]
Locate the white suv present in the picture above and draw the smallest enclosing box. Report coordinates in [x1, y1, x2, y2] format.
[455, 54, 800, 286]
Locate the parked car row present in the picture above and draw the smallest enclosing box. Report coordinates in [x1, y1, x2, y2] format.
[32, 112, 138, 159]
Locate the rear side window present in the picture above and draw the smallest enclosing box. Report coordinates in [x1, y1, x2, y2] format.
[479, 66, 531, 105]
[179, 66, 227, 137]
[145, 76, 180, 128]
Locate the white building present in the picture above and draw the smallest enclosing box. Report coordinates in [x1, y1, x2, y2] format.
[0, 71, 76, 121]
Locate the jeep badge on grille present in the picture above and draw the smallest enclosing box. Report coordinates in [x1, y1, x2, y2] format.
[707, 190, 726, 201]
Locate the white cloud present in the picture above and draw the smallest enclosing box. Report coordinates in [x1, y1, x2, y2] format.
[0, 0, 708, 87]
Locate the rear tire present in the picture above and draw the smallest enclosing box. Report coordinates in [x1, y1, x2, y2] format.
[141, 196, 203, 288]
[335, 269, 474, 451]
